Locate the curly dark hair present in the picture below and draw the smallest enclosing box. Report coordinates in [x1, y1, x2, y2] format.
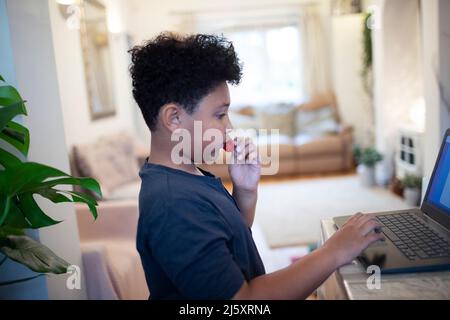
[129, 32, 242, 131]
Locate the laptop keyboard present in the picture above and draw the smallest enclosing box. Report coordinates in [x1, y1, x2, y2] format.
[376, 213, 450, 260]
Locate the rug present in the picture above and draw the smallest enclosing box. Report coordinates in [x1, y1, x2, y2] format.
[254, 175, 410, 247]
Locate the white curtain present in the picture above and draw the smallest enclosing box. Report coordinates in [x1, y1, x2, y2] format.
[169, 5, 301, 34]
[169, 4, 332, 98]
[298, 6, 332, 97]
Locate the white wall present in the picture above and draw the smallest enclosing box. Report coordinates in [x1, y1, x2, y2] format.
[4, 0, 87, 299]
[437, 0, 450, 135]
[421, 0, 450, 186]
[49, 0, 142, 150]
[372, 0, 424, 185]
[331, 13, 373, 146]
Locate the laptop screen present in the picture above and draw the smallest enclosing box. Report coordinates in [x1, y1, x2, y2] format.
[426, 135, 450, 215]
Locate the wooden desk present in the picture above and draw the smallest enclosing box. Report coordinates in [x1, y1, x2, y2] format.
[317, 219, 450, 300]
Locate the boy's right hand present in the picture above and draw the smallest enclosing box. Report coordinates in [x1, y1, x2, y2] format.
[322, 213, 385, 268]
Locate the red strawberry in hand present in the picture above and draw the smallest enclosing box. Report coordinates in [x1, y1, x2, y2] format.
[223, 139, 235, 152]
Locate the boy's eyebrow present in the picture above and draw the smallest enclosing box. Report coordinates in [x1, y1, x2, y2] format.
[217, 103, 230, 109]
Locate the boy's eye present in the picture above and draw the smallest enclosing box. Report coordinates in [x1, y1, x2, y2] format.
[217, 113, 227, 119]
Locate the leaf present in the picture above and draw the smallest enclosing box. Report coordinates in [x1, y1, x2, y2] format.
[0, 194, 11, 227]
[0, 148, 22, 169]
[0, 121, 30, 156]
[17, 193, 61, 229]
[2, 162, 102, 198]
[0, 102, 27, 132]
[2, 162, 69, 196]
[0, 225, 25, 238]
[2, 200, 32, 229]
[62, 190, 98, 206]
[37, 188, 98, 220]
[36, 177, 102, 198]
[0, 162, 102, 228]
[0, 235, 69, 274]
[0, 86, 25, 109]
[0, 75, 4, 82]
[0, 194, 5, 217]
[64, 191, 98, 219]
[36, 188, 72, 204]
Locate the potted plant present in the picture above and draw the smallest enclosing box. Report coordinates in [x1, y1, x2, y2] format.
[353, 145, 383, 187]
[0, 74, 101, 286]
[401, 174, 422, 206]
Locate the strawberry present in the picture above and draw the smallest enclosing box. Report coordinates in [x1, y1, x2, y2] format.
[223, 139, 235, 152]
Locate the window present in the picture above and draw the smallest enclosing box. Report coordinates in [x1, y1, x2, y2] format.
[225, 26, 304, 108]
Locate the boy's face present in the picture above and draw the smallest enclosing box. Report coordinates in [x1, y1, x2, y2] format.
[181, 81, 233, 161]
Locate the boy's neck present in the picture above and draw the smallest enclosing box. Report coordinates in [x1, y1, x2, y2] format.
[147, 133, 203, 176]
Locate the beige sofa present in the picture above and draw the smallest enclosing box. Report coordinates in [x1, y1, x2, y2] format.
[75, 199, 149, 299]
[69, 132, 147, 201]
[70, 132, 149, 299]
[201, 92, 354, 180]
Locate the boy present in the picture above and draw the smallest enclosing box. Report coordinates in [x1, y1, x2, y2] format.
[130, 33, 384, 300]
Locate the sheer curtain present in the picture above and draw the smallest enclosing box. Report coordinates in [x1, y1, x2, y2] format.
[298, 6, 332, 97]
[169, 4, 332, 101]
[225, 26, 303, 107]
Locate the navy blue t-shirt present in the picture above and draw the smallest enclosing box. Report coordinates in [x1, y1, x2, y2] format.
[136, 162, 266, 300]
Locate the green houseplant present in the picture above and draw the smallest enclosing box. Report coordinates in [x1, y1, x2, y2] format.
[360, 12, 376, 147]
[353, 145, 383, 187]
[361, 12, 373, 99]
[401, 174, 422, 206]
[0, 74, 101, 285]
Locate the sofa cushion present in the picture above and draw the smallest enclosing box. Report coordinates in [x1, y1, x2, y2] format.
[73, 132, 140, 197]
[296, 106, 339, 135]
[256, 134, 296, 159]
[294, 133, 344, 156]
[256, 104, 297, 137]
[258, 143, 296, 160]
[107, 181, 141, 200]
[102, 241, 149, 300]
[81, 241, 149, 300]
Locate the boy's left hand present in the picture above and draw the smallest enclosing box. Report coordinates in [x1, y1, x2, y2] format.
[228, 137, 261, 192]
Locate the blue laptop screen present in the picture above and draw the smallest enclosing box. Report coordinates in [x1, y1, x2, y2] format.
[426, 136, 450, 214]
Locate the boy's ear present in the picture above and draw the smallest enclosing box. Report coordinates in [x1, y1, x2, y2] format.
[160, 103, 182, 132]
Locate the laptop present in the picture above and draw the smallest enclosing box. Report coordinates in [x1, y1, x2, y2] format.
[333, 129, 450, 273]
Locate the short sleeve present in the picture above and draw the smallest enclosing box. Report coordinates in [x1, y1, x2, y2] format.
[146, 199, 245, 299]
